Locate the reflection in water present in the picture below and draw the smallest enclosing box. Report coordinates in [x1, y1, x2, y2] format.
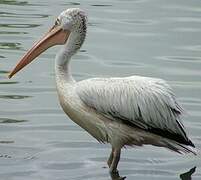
[180, 167, 196, 180]
[109, 167, 196, 180]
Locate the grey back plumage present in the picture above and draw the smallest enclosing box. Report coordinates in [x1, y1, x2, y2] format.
[76, 76, 194, 147]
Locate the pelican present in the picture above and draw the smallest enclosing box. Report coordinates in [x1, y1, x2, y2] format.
[8, 8, 196, 173]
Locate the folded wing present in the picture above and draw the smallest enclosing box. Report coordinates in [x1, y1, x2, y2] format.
[76, 76, 194, 147]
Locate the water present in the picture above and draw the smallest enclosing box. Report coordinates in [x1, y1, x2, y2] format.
[0, 0, 201, 179]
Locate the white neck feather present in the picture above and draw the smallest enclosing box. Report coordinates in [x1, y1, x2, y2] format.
[55, 29, 86, 84]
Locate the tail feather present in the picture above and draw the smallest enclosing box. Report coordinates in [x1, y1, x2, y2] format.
[160, 139, 197, 155]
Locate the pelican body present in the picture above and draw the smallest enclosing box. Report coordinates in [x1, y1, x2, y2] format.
[9, 8, 196, 173]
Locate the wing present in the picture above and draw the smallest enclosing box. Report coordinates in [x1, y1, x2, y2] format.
[76, 75, 194, 147]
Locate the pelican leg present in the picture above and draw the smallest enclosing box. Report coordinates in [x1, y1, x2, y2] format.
[107, 148, 114, 167]
[109, 148, 121, 173]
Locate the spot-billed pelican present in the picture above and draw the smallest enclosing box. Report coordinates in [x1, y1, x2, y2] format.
[8, 8, 196, 173]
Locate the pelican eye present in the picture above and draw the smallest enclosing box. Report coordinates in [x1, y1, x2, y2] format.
[55, 18, 60, 26]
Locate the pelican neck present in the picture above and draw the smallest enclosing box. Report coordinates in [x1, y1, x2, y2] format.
[55, 30, 85, 84]
[55, 49, 74, 84]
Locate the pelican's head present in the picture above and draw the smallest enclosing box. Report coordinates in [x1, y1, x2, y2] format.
[8, 8, 87, 78]
[57, 8, 87, 33]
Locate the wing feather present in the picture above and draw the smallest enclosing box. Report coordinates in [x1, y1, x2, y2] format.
[76, 76, 194, 146]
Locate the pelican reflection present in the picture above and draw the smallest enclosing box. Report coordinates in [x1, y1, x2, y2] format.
[109, 166, 196, 180]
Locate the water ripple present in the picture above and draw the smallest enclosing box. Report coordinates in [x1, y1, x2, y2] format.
[167, 17, 201, 23]
[0, 70, 9, 74]
[0, 118, 27, 123]
[0, 81, 19, 85]
[0, 55, 5, 58]
[121, 169, 173, 176]
[43, 162, 85, 170]
[0, 31, 27, 35]
[0, 86, 55, 93]
[73, 172, 109, 180]
[61, 2, 80, 6]
[105, 60, 146, 67]
[177, 45, 201, 52]
[0, 94, 31, 99]
[0, 154, 12, 159]
[0, 140, 14, 144]
[91, 4, 112, 7]
[0, 108, 61, 116]
[0, 0, 29, 6]
[124, 19, 158, 25]
[0, 124, 81, 132]
[165, 5, 201, 13]
[0, 171, 37, 179]
[90, 156, 165, 164]
[182, 98, 201, 105]
[156, 56, 201, 63]
[0, 23, 40, 28]
[0, 42, 21, 50]
[0, 11, 49, 18]
[48, 141, 107, 149]
[0, 0, 47, 7]
[173, 27, 201, 33]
